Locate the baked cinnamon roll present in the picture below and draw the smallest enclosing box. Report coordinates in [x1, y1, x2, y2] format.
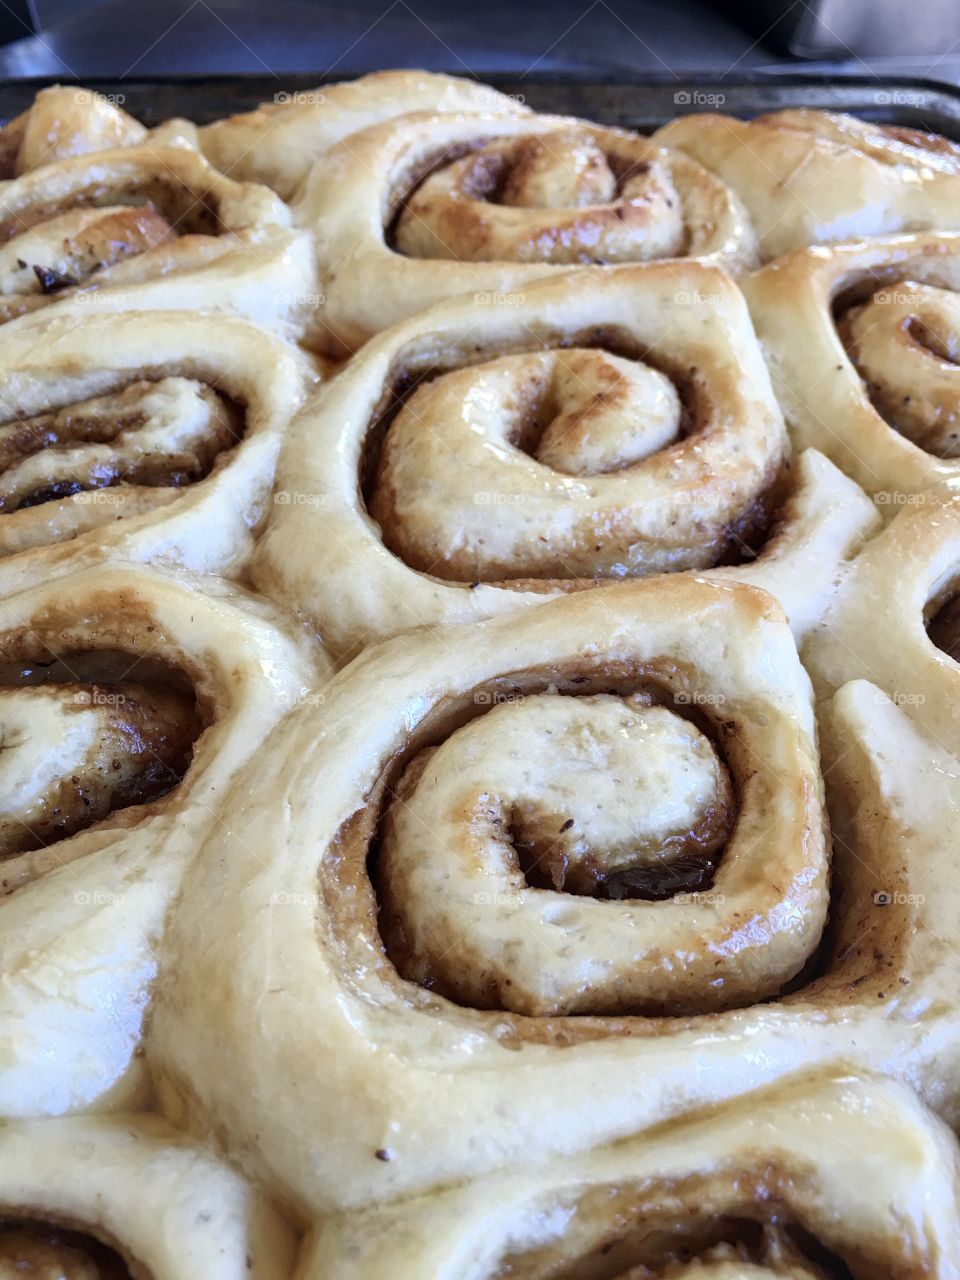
[149, 576, 902, 1213]
[149, 574, 960, 1210]
[0, 141, 312, 331]
[744, 231, 960, 504]
[197, 68, 528, 199]
[0, 1114, 296, 1278]
[0, 309, 312, 590]
[295, 112, 757, 351]
[655, 109, 960, 260]
[309, 1076, 960, 1278]
[254, 264, 877, 656]
[0, 562, 325, 1116]
[0, 86, 147, 178]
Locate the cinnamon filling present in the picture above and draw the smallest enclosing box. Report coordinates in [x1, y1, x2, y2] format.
[927, 591, 960, 661]
[393, 132, 688, 265]
[837, 278, 960, 458]
[494, 1197, 858, 1279]
[0, 177, 221, 245]
[0, 378, 243, 519]
[0, 1220, 131, 1280]
[0, 647, 202, 859]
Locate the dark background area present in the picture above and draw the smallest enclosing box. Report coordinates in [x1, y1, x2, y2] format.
[0, 0, 958, 84]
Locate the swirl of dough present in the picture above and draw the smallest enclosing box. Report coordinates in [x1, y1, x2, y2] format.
[743, 231, 960, 504]
[378, 684, 820, 1018]
[369, 343, 780, 582]
[255, 264, 878, 656]
[198, 68, 529, 199]
[307, 1076, 960, 1279]
[0, 143, 311, 331]
[0, 309, 313, 590]
[654, 109, 960, 261]
[395, 130, 692, 265]
[838, 281, 960, 458]
[295, 112, 756, 351]
[0, 561, 326, 1115]
[0, 680, 198, 858]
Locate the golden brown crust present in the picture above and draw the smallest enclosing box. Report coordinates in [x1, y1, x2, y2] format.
[655, 109, 960, 260]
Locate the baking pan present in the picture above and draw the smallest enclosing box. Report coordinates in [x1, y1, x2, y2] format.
[1, 71, 960, 137]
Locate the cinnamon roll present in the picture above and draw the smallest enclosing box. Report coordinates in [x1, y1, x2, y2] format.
[0, 86, 146, 178]
[804, 489, 960, 754]
[309, 1076, 960, 1278]
[147, 575, 956, 1212]
[253, 264, 877, 657]
[744, 231, 960, 503]
[295, 112, 757, 351]
[0, 309, 313, 591]
[0, 1114, 296, 1278]
[0, 561, 325, 1115]
[0, 142, 312, 331]
[655, 109, 960, 260]
[198, 68, 528, 199]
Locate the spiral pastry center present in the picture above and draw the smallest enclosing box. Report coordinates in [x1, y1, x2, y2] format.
[370, 346, 780, 581]
[839, 281, 960, 457]
[379, 687, 825, 1018]
[395, 130, 687, 264]
[0, 378, 241, 549]
[0, 668, 199, 859]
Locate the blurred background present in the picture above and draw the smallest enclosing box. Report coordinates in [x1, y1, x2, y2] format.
[0, 0, 957, 84]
